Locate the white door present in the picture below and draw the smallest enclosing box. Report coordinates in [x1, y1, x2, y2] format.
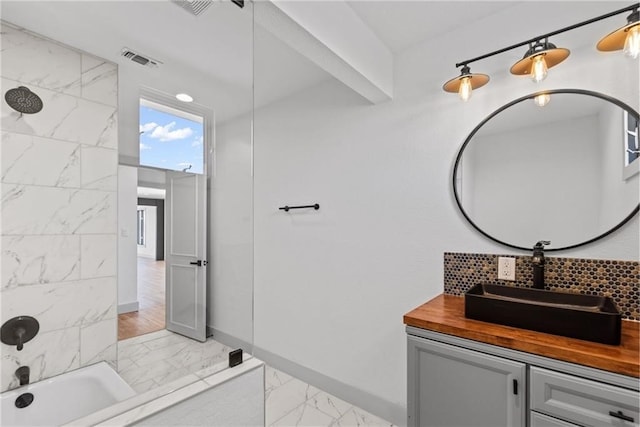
[165, 171, 207, 342]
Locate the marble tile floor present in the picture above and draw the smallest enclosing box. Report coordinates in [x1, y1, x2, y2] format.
[265, 365, 395, 426]
[118, 329, 395, 426]
[117, 329, 233, 393]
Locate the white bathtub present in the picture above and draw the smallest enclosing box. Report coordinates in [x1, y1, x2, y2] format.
[1, 362, 135, 427]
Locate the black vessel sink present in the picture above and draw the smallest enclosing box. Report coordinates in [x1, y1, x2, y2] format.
[464, 283, 622, 345]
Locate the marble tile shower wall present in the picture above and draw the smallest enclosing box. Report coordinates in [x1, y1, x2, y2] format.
[0, 22, 118, 391]
[443, 252, 639, 321]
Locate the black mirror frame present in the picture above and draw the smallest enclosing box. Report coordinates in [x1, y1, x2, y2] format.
[452, 89, 640, 252]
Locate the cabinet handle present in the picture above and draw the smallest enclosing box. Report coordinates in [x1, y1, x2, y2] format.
[512, 379, 518, 395]
[609, 410, 634, 423]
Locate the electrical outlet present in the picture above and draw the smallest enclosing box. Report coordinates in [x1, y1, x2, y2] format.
[498, 257, 516, 281]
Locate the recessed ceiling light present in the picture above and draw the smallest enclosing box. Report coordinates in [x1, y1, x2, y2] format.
[176, 93, 193, 103]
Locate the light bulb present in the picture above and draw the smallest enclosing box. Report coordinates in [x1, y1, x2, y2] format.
[531, 55, 548, 82]
[623, 25, 640, 59]
[534, 94, 551, 107]
[458, 76, 472, 102]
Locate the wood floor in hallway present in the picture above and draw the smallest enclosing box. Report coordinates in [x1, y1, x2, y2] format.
[118, 257, 165, 340]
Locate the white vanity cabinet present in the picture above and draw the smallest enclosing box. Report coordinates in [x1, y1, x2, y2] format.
[407, 327, 640, 427]
[407, 334, 526, 427]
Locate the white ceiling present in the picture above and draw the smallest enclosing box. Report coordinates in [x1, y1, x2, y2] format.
[2, 0, 254, 89]
[346, 1, 520, 53]
[1, 0, 253, 122]
[0, 0, 632, 119]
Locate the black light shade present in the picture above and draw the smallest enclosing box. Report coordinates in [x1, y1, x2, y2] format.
[510, 40, 570, 76]
[442, 66, 489, 93]
[597, 10, 640, 54]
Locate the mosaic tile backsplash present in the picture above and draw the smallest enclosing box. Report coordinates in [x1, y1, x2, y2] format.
[444, 252, 639, 321]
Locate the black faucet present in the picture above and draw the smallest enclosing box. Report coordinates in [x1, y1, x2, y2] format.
[16, 366, 29, 386]
[532, 240, 550, 289]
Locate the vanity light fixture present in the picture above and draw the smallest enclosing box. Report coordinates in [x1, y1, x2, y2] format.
[597, 8, 640, 59]
[444, 3, 639, 101]
[442, 65, 489, 102]
[176, 93, 193, 103]
[510, 39, 570, 83]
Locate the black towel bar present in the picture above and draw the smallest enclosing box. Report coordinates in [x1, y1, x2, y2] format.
[279, 204, 320, 212]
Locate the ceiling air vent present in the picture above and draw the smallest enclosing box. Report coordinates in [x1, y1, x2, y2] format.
[171, 0, 214, 16]
[120, 48, 162, 68]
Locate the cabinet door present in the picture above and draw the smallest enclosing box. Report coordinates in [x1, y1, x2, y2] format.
[408, 335, 526, 427]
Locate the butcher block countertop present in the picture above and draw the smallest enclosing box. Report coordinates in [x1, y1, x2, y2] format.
[404, 294, 640, 378]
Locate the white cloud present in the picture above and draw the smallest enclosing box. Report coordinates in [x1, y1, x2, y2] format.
[192, 136, 203, 147]
[140, 122, 158, 133]
[140, 143, 151, 151]
[149, 122, 193, 141]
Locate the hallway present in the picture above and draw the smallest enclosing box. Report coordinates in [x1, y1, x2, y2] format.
[118, 257, 165, 340]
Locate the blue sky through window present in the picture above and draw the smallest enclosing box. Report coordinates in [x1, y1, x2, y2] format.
[139, 101, 204, 174]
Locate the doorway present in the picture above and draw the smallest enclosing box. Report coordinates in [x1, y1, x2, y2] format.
[118, 93, 209, 342]
[118, 193, 166, 340]
[117, 258, 165, 339]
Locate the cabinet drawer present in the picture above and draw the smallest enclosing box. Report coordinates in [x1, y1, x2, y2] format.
[531, 411, 578, 427]
[530, 366, 639, 427]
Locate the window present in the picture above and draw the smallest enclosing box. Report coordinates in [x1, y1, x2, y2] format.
[137, 209, 145, 246]
[623, 111, 639, 180]
[139, 99, 204, 174]
[624, 111, 639, 166]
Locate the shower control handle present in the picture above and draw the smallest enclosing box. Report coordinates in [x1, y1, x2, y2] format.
[15, 327, 26, 351]
[1, 316, 39, 351]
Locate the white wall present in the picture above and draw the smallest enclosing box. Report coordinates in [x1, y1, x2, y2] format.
[465, 114, 602, 248]
[137, 206, 157, 259]
[208, 114, 254, 344]
[138, 167, 166, 189]
[253, 19, 639, 424]
[118, 165, 139, 313]
[1, 22, 119, 391]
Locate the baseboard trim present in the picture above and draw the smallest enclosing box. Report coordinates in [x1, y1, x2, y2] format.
[118, 301, 139, 314]
[207, 327, 254, 352]
[253, 346, 406, 426]
[207, 327, 405, 426]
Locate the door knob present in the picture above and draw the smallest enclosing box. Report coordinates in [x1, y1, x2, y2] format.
[189, 260, 207, 266]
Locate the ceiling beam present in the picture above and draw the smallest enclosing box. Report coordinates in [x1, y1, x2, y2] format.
[255, 0, 394, 104]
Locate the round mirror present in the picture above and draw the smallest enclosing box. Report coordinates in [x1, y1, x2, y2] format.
[453, 89, 639, 251]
